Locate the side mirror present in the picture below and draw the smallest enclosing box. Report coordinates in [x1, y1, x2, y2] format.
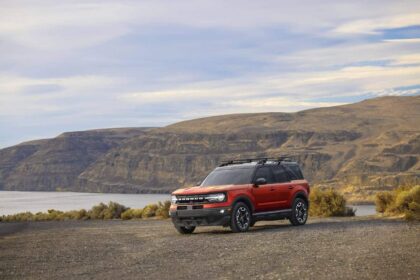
[254, 177, 267, 187]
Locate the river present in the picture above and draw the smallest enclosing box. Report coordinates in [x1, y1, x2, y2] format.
[0, 191, 376, 216]
[0, 191, 169, 215]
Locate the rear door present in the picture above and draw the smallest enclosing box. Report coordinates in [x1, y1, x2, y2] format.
[251, 166, 280, 212]
[271, 165, 293, 209]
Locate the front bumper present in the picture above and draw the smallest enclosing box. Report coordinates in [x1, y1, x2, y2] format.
[170, 206, 231, 227]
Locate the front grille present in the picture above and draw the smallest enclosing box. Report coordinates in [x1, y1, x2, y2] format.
[175, 195, 207, 204]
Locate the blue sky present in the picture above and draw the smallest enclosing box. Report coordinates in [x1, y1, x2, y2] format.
[1, 0, 420, 148]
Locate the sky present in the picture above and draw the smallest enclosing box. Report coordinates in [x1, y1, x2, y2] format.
[1, 0, 420, 148]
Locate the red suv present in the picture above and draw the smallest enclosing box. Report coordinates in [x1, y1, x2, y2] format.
[170, 157, 310, 233]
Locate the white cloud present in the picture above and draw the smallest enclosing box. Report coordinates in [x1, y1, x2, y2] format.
[2, 1, 419, 50]
[121, 62, 420, 110]
[333, 13, 420, 34]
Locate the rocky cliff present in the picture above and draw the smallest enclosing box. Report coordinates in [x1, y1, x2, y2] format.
[0, 128, 153, 191]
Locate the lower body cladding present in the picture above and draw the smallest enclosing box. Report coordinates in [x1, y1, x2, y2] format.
[170, 205, 231, 227]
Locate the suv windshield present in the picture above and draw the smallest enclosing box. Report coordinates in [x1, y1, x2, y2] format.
[201, 167, 253, 186]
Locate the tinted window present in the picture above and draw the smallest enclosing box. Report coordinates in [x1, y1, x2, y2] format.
[283, 164, 304, 180]
[272, 165, 290, 183]
[201, 168, 253, 186]
[253, 166, 275, 184]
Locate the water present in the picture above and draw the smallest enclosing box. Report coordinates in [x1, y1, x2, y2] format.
[0, 191, 170, 215]
[350, 204, 376, 216]
[0, 191, 377, 216]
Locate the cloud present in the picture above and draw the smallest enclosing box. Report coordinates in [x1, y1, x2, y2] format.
[1, 0, 420, 147]
[333, 13, 420, 34]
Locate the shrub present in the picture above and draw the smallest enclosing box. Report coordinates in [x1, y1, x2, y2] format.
[87, 201, 128, 219]
[103, 201, 128, 219]
[375, 191, 395, 213]
[0, 200, 172, 222]
[121, 208, 143, 220]
[141, 204, 159, 218]
[155, 201, 171, 219]
[309, 187, 355, 217]
[88, 202, 108, 219]
[0, 212, 34, 222]
[374, 185, 420, 221]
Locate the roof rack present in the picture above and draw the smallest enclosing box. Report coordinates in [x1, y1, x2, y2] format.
[219, 156, 293, 167]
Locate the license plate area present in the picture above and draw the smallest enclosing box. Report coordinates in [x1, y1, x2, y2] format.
[177, 205, 204, 210]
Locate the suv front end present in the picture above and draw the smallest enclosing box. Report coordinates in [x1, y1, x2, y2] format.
[170, 191, 233, 228]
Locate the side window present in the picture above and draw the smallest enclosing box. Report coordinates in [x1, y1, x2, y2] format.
[253, 166, 275, 184]
[283, 164, 304, 180]
[272, 165, 290, 183]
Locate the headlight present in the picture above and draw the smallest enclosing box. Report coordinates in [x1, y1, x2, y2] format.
[171, 195, 177, 204]
[205, 193, 226, 202]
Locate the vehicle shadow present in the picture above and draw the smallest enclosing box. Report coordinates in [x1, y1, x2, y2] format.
[193, 217, 407, 235]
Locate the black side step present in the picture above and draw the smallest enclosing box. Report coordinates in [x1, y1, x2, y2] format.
[253, 209, 292, 221]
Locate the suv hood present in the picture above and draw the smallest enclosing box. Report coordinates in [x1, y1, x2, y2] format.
[172, 184, 249, 195]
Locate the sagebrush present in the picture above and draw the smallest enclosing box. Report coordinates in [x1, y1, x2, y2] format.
[309, 187, 355, 217]
[0, 200, 171, 222]
[375, 185, 420, 221]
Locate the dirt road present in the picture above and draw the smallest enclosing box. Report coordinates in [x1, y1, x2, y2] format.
[0, 217, 419, 280]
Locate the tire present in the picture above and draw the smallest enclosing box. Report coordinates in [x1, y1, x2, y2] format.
[175, 225, 196, 234]
[230, 202, 252, 233]
[250, 220, 256, 227]
[289, 197, 308, 226]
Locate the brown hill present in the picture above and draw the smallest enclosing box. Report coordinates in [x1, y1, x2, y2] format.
[0, 128, 153, 191]
[0, 96, 419, 201]
[78, 96, 419, 201]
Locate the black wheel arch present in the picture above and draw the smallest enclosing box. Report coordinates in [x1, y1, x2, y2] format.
[292, 191, 309, 208]
[231, 195, 254, 213]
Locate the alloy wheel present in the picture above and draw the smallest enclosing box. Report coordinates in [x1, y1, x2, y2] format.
[235, 206, 250, 230]
[295, 201, 308, 224]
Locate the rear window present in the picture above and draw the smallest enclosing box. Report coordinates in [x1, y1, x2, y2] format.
[272, 165, 290, 183]
[283, 164, 304, 180]
[201, 167, 254, 186]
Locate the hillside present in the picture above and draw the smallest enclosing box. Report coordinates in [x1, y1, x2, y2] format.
[0, 96, 419, 201]
[0, 128, 153, 191]
[78, 96, 420, 199]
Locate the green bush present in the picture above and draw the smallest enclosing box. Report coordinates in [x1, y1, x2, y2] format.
[309, 187, 355, 217]
[374, 185, 420, 221]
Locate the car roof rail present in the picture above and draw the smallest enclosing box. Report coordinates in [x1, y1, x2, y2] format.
[219, 156, 294, 167]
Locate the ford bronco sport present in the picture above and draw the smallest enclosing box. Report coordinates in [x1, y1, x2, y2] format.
[170, 157, 310, 233]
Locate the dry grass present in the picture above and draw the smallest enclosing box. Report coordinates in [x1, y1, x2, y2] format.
[375, 185, 420, 221]
[0, 201, 171, 222]
[309, 187, 355, 217]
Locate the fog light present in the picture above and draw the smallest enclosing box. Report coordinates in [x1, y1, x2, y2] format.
[220, 209, 225, 214]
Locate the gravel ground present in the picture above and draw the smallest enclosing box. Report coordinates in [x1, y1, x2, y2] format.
[0, 217, 419, 280]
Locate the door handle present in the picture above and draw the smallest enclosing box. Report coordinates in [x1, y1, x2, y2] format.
[270, 188, 275, 191]
[288, 186, 294, 189]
